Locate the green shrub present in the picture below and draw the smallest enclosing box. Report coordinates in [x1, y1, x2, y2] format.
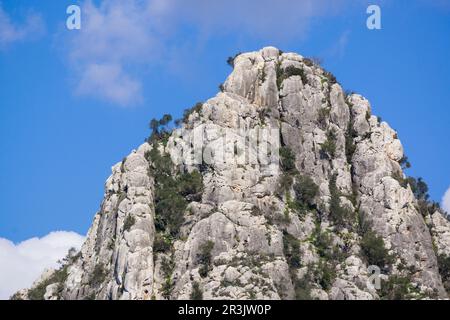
[345, 119, 357, 163]
[357, 211, 372, 236]
[324, 71, 337, 85]
[279, 146, 296, 173]
[148, 114, 173, 144]
[392, 170, 408, 189]
[178, 170, 203, 201]
[182, 102, 203, 123]
[276, 65, 308, 90]
[284, 66, 307, 84]
[26, 249, 79, 300]
[90, 263, 107, 287]
[437, 254, 450, 292]
[190, 282, 203, 300]
[278, 173, 294, 195]
[328, 174, 353, 229]
[321, 130, 337, 159]
[313, 228, 333, 261]
[153, 234, 172, 253]
[360, 230, 393, 268]
[197, 241, 214, 278]
[293, 175, 319, 210]
[379, 275, 413, 300]
[161, 256, 175, 299]
[283, 232, 301, 269]
[399, 156, 411, 170]
[227, 52, 242, 67]
[293, 277, 313, 300]
[314, 260, 336, 291]
[147, 147, 204, 237]
[123, 215, 135, 232]
[318, 107, 330, 128]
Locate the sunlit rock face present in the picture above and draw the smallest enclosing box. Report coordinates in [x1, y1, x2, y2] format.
[19, 47, 450, 300]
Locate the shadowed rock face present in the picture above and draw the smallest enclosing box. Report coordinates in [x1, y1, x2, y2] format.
[20, 47, 450, 300]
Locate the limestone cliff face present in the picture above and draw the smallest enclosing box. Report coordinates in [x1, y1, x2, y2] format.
[19, 47, 450, 300]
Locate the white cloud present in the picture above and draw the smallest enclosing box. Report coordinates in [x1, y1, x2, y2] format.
[442, 187, 450, 215]
[65, 0, 367, 106]
[76, 63, 142, 106]
[0, 231, 85, 300]
[67, 0, 164, 106]
[0, 4, 45, 48]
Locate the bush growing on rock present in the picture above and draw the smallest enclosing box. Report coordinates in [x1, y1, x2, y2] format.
[283, 232, 301, 269]
[123, 215, 135, 232]
[190, 282, 203, 300]
[328, 174, 354, 229]
[90, 263, 107, 287]
[146, 146, 204, 237]
[437, 254, 450, 292]
[182, 102, 203, 123]
[321, 130, 337, 159]
[279, 146, 296, 173]
[26, 249, 79, 300]
[360, 230, 393, 269]
[379, 275, 415, 300]
[147, 114, 173, 144]
[197, 241, 215, 278]
[293, 175, 319, 210]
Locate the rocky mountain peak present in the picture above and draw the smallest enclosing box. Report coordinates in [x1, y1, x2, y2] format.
[15, 47, 450, 300]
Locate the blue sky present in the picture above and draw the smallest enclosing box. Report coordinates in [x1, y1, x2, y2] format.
[1, 0, 450, 245]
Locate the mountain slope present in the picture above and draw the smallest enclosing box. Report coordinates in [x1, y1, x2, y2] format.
[16, 47, 450, 300]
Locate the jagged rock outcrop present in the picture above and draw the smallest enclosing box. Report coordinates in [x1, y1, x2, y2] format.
[18, 47, 450, 300]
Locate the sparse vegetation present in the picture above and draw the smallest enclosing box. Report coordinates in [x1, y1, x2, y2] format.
[437, 254, 450, 293]
[146, 146, 203, 237]
[314, 260, 336, 291]
[197, 241, 215, 278]
[283, 232, 301, 269]
[190, 281, 203, 300]
[358, 212, 393, 269]
[321, 130, 337, 159]
[278, 173, 294, 195]
[360, 231, 392, 268]
[227, 52, 242, 68]
[292, 175, 319, 213]
[153, 233, 172, 253]
[123, 215, 135, 232]
[379, 275, 415, 300]
[90, 263, 107, 287]
[318, 107, 330, 129]
[399, 155, 411, 170]
[182, 102, 203, 123]
[328, 174, 353, 229]
[276, 65, 308, 90]
[147, 114, 173, 145]
[279, 146, 296, 173]
[345, 112, 358, 163]
[26, 249, 79, 300]
[161, 256, 176, 299]
[323, 71, 337, 85]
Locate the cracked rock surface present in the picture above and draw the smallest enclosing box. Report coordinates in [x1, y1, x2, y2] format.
[18, 47, 450, 300]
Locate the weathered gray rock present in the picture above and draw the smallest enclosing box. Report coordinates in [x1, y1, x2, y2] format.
[20, 47, 450, 300]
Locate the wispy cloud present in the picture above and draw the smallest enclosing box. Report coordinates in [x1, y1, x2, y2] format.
[0, 231, 85, 300]
[329, 30, 351, 59]
[0, 3, 45, 49]
[66, 0, 165, 106]
[64, 0, 365, 106]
